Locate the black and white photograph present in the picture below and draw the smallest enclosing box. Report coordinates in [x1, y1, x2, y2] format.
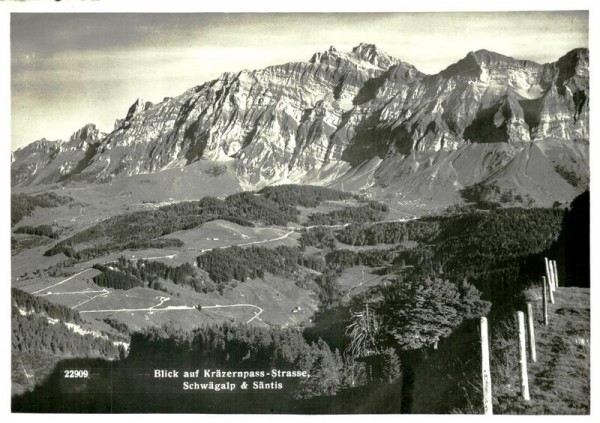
[3, 1, 595, 416]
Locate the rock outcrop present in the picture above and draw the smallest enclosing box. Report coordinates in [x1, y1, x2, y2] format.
[11, 123, 105, 186]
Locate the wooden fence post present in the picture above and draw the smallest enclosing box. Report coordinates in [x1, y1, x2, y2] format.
[552, 260, 559, 289]
[526, 303, 537, 362]
[542, 277, 549, 326]
[480, 317, 493, 415]
[516, 311, 531, 401]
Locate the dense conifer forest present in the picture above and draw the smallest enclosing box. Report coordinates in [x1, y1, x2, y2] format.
[12, 288, 82, 323]
[12, 311, 122, 358]
[14, 224, 58, 238]
[306, 201, 389, 226]
[258, 184, 356, 207]
[11, 288, 124, 386]
[41, 186, 379, 263]
[11, 192, 71, 225]
[92, 259, 207, 293]
[196, 245, 323, 285]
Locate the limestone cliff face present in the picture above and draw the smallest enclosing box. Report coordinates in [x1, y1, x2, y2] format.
[349, 48, 589, 155]
[78, 44, 412, 186]
[11, 44, 589, 205]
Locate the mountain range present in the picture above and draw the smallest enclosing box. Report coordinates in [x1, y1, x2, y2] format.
[11, 43, 589, 208]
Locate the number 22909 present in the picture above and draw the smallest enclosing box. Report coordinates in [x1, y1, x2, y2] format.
[64, 369, 89, 378]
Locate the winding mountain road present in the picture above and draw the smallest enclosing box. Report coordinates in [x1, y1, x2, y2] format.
[31, 268, 94, 295]
[72, 290, 110, 309]
[28, 229, 298, 325]
[28, 219, 407, 325]
[136, 253, 178, 260]
[79, 300, 264, 324]
[304, 217, 414, 231]
[198, 230, 295, 253]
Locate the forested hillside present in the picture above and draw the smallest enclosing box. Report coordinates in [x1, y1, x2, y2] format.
[300, 205, 569, 413]
[41, 186, 368, 263]
[11, 289, 126, 393]
[12, 288, 82, 323]
[11, 192, 71, 225]
[10, 182, 585, 413]
[259, 185, 355, 207]
[306, 201, 388, 226]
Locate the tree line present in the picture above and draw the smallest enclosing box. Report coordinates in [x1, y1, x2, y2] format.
[92, 264, 145, 290]
[41, 186, 384, 263]
[196, 245, 325, 292]
[12, 235, 52, 254]
[43, 185, 358, 261]
[11, 192, 71, 225]
[411, 208, 564, 302]
[336, 220, 440, 246]
[12, 308, 123, 359]
[306, 201, 389, 226]
[302, 207, 564, 305]
[14, 224, 59, 239]
[12, 288, 82, 323]
[44, 201, 204, 259]
[91, 258, 209, 293]
[258, 184, 356, 208]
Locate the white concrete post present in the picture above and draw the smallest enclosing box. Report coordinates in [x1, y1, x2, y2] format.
[544, 257, 550, 288]
[542, 277, 549, 326]
[526, 303, 537, 362]
[480, 317, 493, 415]
[516, 311, 531, 401]
[547, 272, 555, 304]
[552, 260, 559, 289]
[550, 260, 557, 292]
[545, 257, 555, 291]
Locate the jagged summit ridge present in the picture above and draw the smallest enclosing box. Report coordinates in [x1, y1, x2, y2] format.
[12, 122, 106, 186]
[12, 45, 589, 207]
[470, 49, 540, 67]
[351, 43, 401, 69]
[309, 43, 402, 71]
[69, 123, 100, 142]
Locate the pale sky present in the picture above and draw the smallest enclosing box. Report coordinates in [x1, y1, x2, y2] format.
[11, 11, 589, 150]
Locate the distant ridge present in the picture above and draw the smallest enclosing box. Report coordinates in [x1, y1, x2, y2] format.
[12, 45, 589, 208]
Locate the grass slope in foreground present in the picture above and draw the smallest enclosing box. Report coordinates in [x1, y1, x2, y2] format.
[491, 286, 590, 414]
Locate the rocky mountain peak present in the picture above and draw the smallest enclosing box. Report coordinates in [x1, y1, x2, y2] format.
[555, 48, 589, 79]
[351, 43, 399, 69]
[557, 47, 588, 63]
[11, 46, 589, 208]
[469, 49, 514, 65]
[440, 49, 542, 80]
[69, 123, 100, 142]
[308, 43, 400, 71]
[125, 97, 154, 122]
[471, 49, 545, 73]
[309, 47, 335, 64]
[26, 138, 60, 152]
